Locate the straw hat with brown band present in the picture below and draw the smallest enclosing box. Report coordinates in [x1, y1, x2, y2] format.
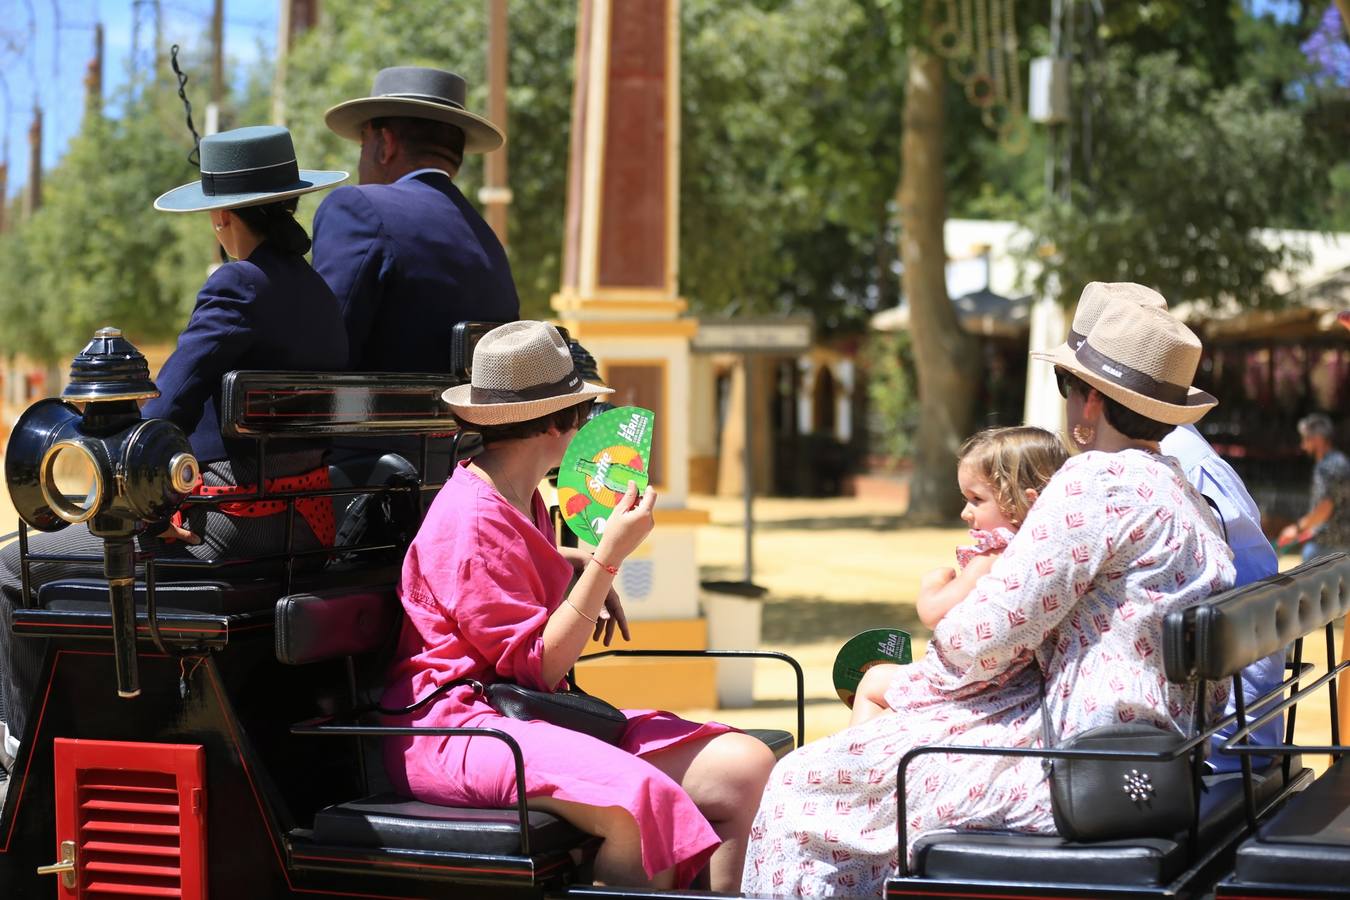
[442, 321, 614, 426]
[1064, 281, 1169, 351]
[1032, 300, 1217, 426]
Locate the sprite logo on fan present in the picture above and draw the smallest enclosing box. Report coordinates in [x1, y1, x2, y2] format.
[558, 407, 655, 545]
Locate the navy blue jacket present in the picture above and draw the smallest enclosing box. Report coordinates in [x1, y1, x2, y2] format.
[310, 171, 519, 373]
[144, 242, 348, 464]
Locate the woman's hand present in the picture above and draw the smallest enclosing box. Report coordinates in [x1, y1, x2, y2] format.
[596, 482, 656, 565]
[593, 584, 632, 646]
[1277, 524, 1299, 548]
[158, 521, 201, 545]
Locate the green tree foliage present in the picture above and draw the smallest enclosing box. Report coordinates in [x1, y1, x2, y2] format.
[0, 85, 204, 360]
[0, 41, 275, 362]
[1026, 49, 1316, 309]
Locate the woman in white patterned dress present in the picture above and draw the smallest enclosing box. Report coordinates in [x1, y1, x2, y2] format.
[742, 296, 1237, 898]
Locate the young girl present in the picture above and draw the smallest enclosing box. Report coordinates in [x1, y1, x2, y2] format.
[849, 426, 1068, 726]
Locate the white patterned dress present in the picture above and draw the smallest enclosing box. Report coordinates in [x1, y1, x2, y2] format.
[741, 450, 1235, 898]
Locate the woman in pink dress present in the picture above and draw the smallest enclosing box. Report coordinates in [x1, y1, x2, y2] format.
[381, 321, 775, 891]
[742, 295, 1237, 898]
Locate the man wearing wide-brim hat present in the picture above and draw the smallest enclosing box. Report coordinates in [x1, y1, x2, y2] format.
[311, 66, 519, 378]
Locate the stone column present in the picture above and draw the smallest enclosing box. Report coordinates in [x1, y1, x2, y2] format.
[553, 0, 725, 710]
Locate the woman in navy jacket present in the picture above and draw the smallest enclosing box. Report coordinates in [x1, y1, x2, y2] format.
[0, 126, 348, 757]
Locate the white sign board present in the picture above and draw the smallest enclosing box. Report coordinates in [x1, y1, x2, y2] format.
[691, 319, 813, 354]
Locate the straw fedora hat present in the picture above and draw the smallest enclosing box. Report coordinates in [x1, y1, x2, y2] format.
[1032, 301, 1217, 426]
[154, 125, 347, 213]
[324, 67, 504, 154]
[443, 322, 614, 425]
[1065, 281, 1168, 351]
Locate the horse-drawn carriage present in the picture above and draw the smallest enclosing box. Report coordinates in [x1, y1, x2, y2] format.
[0, 327, 1347, 899]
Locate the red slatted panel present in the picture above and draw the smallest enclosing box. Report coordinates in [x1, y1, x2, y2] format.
[53, 740, 207, 900]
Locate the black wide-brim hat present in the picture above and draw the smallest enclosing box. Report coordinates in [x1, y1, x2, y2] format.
[154, 125, 347, 213]
[324, 66, 505, 154]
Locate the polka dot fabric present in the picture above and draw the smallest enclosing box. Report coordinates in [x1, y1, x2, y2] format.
[179, 466, 336, 546]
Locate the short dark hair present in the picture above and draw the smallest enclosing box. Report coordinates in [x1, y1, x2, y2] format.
[453, 399, 595, 446]
[1057, 370, 1173, 442]
[370, 116, 466, 172]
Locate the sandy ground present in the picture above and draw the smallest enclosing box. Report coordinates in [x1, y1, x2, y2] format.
[0, 482, 1339, 770]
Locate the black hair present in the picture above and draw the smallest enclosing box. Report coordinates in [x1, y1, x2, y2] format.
[370, 116, 467, 173]
[453, 399, 595, 446]
[1057, 370, 1174, 442]
[230, 197, 311, 256]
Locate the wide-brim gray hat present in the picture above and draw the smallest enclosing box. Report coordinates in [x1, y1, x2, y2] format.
[324, 66, 504, 154]
[443, 321, 614, 426]
[154, 125, 347, 213]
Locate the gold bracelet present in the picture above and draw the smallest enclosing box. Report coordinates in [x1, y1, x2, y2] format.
[566, 597, 599, 625]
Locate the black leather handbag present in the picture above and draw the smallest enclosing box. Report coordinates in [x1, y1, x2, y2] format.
[1045, 723, 1196, 842]
[481, 681, 629, 746]
[1039, 679, 1195, 842]
[378, 677, 629, 746]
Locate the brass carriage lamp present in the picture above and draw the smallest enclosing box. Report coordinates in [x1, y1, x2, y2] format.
[5, 327, 199, 699]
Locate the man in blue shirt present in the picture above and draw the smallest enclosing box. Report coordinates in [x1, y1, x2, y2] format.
[1279, 413, 1350, 561]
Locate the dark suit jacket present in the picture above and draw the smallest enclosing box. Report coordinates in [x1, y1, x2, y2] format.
[310, 171, 519, 373]
[144, 241, 348, 464]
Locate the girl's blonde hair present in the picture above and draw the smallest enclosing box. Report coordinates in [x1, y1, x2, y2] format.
[958, 426, 1068, 526]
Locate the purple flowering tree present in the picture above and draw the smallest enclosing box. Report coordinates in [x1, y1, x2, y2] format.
[1302, 4, 1350, 88]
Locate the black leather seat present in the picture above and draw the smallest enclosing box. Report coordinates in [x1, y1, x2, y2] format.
[312, 793, 587, 856]
[746, 727, 795, 760]
[911, 760, 1305, 888]
[303, 728, 796, 859]
[1228, 756, 1350, 889]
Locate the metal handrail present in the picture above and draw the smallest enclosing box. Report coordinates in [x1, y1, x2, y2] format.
[577, 648, 806, 749]
[290, 721, 536, 857]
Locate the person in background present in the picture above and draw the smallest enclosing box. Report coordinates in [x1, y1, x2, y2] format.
[1280, 412, 1350, 561]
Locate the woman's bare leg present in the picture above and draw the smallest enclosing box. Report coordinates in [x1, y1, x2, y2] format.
[643, 731, 776, 891]
[528, 796, 675, 889]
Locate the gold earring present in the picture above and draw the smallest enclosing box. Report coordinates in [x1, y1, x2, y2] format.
[1071, 423, 1095, 448]
[213, 223, 225, 232]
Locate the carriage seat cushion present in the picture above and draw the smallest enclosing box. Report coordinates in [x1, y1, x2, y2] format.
[1231, 755, 1350, 887]
[312, 793, 588, 857]
[275, 588, 401, 665]
[912, 760, 1301, 888]
[745, 728, 794, 760]
[38, 577, 278, 616]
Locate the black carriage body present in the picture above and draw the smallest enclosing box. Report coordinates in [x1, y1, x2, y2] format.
[0, 334, 805, 900]
[7, 329, 1350, 899]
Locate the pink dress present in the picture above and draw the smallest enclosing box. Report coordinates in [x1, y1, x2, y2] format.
[741, 450, 1236, 898]
[382, 462, 731, 886]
